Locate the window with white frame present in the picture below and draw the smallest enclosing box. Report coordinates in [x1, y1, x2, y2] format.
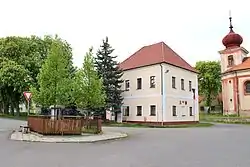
[137, 78, 142, 89]
[172, 106, 177, 116]
[189, 107, 193, 116]
[150, 76, 156, 88]
[123, 106, 129, 116]
[189, 81, 192, 92]
[181, 79, 185, 90]
[136, 106, 142, 116]
[172, 76, 176, 88]
[150, 105, 156, 116]
[125, 80, 130, 91]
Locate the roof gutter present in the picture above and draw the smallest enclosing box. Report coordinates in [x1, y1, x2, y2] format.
[160, 64, 164, 126]
[160, 63, 169, 126]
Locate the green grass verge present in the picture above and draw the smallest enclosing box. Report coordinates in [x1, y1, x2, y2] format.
[199, 113, 250, 124]
[103, 122, 213, 128]
[0, 113, 27, 120]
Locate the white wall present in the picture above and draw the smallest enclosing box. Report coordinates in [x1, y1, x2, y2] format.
[163, 64, 199, 122]
[121, 64, 163, 122]
[121, 63, 199, 123]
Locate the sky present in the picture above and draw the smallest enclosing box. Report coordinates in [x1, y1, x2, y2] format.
[0, 0, 249, 67]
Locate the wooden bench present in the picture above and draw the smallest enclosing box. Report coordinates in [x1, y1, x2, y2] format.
[20, 125, 30, 134]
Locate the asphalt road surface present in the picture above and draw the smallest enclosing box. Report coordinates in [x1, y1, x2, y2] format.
[0, 118, 250, 167]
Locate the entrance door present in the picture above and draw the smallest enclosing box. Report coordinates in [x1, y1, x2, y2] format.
[181, 106, 186, 117]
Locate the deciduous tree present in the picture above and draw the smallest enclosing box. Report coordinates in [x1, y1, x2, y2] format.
[0, 59, 29, 115]
[0, 35, 75, 115]
[31, 38, 73, 108]
[195, 61, 221, 113]
[73, 48, 106, 115]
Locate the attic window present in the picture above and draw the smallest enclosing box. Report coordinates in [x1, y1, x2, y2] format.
[228, 55, 234, 67]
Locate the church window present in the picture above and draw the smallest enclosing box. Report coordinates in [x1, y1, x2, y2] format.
[228, 55, 234, 66]
[245, 81, 250, 94]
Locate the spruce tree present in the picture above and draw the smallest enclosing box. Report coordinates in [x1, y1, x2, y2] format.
[95, 37, 123, 120]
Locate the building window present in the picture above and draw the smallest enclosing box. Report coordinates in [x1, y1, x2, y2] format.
[245, 81, 250, 94]
[137, 78, 142, 89]
[136, 106, 142, 116]
[125, 80, 130, 91]
[172, 76, 176, 88]
[189, 81, 192, 92]
[150, 76, 156, 88]
[150, 105, 156, 116]
[172, 106, 177, 116]
[189, 107, 193, 116]
[181, 79, 185, 90]
[228, 55, 234, 66]
[123, 106, 129, 116]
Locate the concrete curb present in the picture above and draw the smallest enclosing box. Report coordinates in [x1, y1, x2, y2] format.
[9, 130, 128, 143]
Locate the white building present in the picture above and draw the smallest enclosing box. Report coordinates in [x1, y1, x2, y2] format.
[119, 42, 199, 124]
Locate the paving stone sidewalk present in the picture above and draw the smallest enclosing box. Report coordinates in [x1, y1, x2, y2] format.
[10, 130, 128, 143]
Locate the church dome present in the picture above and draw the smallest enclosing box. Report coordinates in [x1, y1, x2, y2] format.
[222, 16, 243, 48]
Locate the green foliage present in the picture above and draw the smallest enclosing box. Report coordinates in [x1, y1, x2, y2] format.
[0, 35, 75, 115]
[195, 61, 221, 110]
[0, 59, 28, 92]
[95, 37, 123, 115]
[73, 48, 106, 112]
[0, 59, 29, 115]
[31, 39, 74, 107]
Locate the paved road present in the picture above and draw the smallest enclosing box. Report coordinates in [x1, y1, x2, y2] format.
[1, 119, 250, 167]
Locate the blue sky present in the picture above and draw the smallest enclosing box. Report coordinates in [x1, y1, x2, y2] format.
[0, 0, 249, 67]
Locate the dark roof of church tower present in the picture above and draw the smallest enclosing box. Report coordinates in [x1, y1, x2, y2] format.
[222, 15, 243, 48]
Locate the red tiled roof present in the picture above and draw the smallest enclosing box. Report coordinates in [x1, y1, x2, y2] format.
[224, 57, 250, 73]
[119, 42, 197, 73]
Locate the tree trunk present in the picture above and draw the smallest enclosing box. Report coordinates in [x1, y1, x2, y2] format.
[115, 111, 118, 122]
[15, 101, 20, 117]
[103, 107, 106, 120]
[205, 93, 212, 114]
[0, 102, 3, 113]
[10, 103, 14, 116]
[3, 102, 9, 114]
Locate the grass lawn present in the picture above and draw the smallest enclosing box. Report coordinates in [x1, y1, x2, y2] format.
[199, 112, 250, 124]
[103, 122, 213, 128]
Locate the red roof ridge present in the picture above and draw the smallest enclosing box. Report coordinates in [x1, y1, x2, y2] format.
[161, 42, 165, 62]
[119, 41, 197, 73]
[162, 42, 196, 72]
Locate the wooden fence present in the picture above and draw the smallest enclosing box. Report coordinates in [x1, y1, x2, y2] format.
[27, 115, 102, 135]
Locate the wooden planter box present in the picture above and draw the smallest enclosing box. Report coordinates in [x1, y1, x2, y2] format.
[27, 115, 102, 135]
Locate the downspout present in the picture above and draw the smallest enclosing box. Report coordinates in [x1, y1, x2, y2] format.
[235, 71, 240, 116]
[160, 63, 165, 126]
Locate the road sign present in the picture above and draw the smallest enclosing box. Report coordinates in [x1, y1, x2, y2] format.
[23, 92, 32, 102]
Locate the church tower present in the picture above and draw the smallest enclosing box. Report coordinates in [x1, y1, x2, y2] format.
[219, 14, 248, 73]
[218, 13, 249, 115]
